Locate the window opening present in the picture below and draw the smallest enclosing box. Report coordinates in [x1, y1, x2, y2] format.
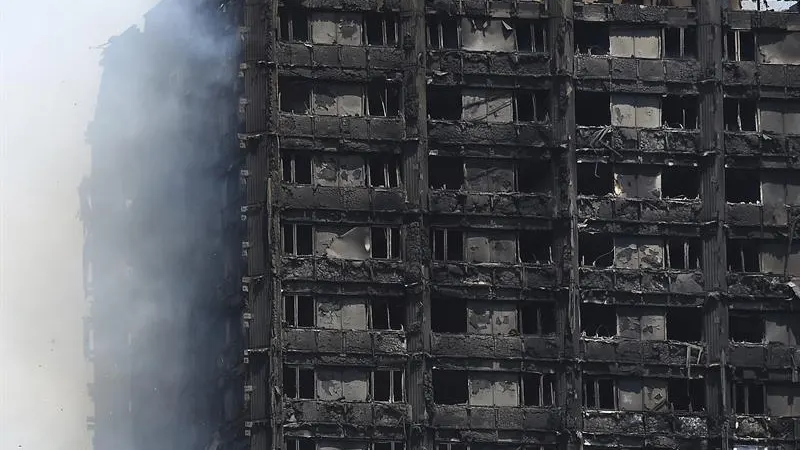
[666, 308, 703, 342]
[666, 239, 702, 270]
[515, 90, 549, 122]
[279, 9, 309, 42]
[516, 20, 547, 52]
[724, 98, 758, 131]
[520, 302, 557, 335]
[519, 230, 553, 264]
[575, 22, 610, 55]
[576, 92, 611, 126]
[726, 30, 756, 61]
[365, 13, 398, 46]
[584, 377, 615, 409]
[367, 154, 403, 188]
[522, 373, 556, 406]
[283, 224, 314, 255]
[286, 438, 315, 450]
[279, 79, 312, 114]
[579, 233, 614, 267]
[661, 165, 700, 198]
[662, 95, 698, 129]
[432, 229, 464, 261]
[371, 298, 405, 330]
[517, 159, 551, 193]
[429, 156, 464, 189]
[577, 162, 613, 195]
[734, 383, 765, 414]
[284, 295, 315, 327]
[367, 80, 401, 116]
[433, 370, 468, 404]
[663, 26, 697, 58]
[428, 16, 459, 49]
[727, 240, 761, 272]
[730, 311, 765, 343]
[284, 366, 315, 399]
[428, 87, 462, 120]
[370, 227, 401, 259]
[282, 152, 313, 184]
[432, 296, 467, 333]
[373, 370, 404, 402]
[581, 303, 616, 337]
[669, 378, 706, 412]
[726, 168, 760, 203]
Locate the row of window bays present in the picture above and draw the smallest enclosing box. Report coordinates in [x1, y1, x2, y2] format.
[282, 222, 799, 273]
[281, 149, 798, 205]
[277, 8, 800, 67]
[278, 77, 800, 135]
[283, 290, 800, 345]
[283, 364, 800, 416]
[286, 441, 556, 450]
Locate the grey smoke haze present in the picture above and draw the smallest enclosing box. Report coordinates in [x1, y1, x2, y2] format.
[0, 1, 159, 448]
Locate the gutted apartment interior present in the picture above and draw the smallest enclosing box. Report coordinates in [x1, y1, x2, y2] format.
[230, 0, 800, 450]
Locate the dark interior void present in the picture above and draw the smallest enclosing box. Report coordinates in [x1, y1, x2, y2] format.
[667, 239, 702, 270]
[432, 370, 468, 404]
[367, 80, 401, 116]
[662, 95, 698, 129]
[370, 227, 400, 259]
[515, 90, 549, 122]
[427, 16, 458, 49]
[281, 151, 312, 184]
[278, 8, 309, 42]
[517, 159, 552, 193]
[734, 383, 764, 414]
[577, 163, 613, 195]
[515, 20, 547, 53]
[279, 78, 311, 114]
[575, 22, 609, 55]
[522, 373, 555, 406]
[519, 230, 552, 264]
[723, 98, 757, 132]
[576, 92, 610, 126]
[584, 377, 615, 409]
[666, 308, 703, 342]
[520, 302, 557, 335]
[373, 370, 403, 401]
[427, 87, 461, 120]
[372, 298, 405, 330]
[668, 378, 706, 412]
[730, 311, 765, 343]
[727, 240, 760, 273]
[578, 233, 614, 267]
[284, 295, 314, 327]
[663, 26, 697, 59]
[432, 229, 464, 261]
[725, 168, 760, 203]
[581, 303, 616, 337]
[283, 224, 313, 255]
[431, 296, 467, 333]
[662, 165, 700, 198]
[283, 366, 314, 399]
[429, 156, 464, 189]
[726, 30, 755, 61]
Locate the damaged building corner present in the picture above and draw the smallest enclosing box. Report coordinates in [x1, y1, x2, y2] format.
[87, 0, 800, 450]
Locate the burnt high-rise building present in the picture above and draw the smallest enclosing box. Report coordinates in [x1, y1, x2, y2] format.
[86, 0, 800, 449]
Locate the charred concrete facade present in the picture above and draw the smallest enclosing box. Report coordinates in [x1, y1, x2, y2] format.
[87, 0, 800, 449]
[242, 0, 800, 450]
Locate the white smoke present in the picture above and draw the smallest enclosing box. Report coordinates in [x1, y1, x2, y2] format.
[0, 1, 160, 449]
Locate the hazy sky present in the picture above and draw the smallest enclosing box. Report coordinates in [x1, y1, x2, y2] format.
[0, 1, 159, 448]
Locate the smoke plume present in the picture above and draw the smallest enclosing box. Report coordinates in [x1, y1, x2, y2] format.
[0, 1, 237, 448]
